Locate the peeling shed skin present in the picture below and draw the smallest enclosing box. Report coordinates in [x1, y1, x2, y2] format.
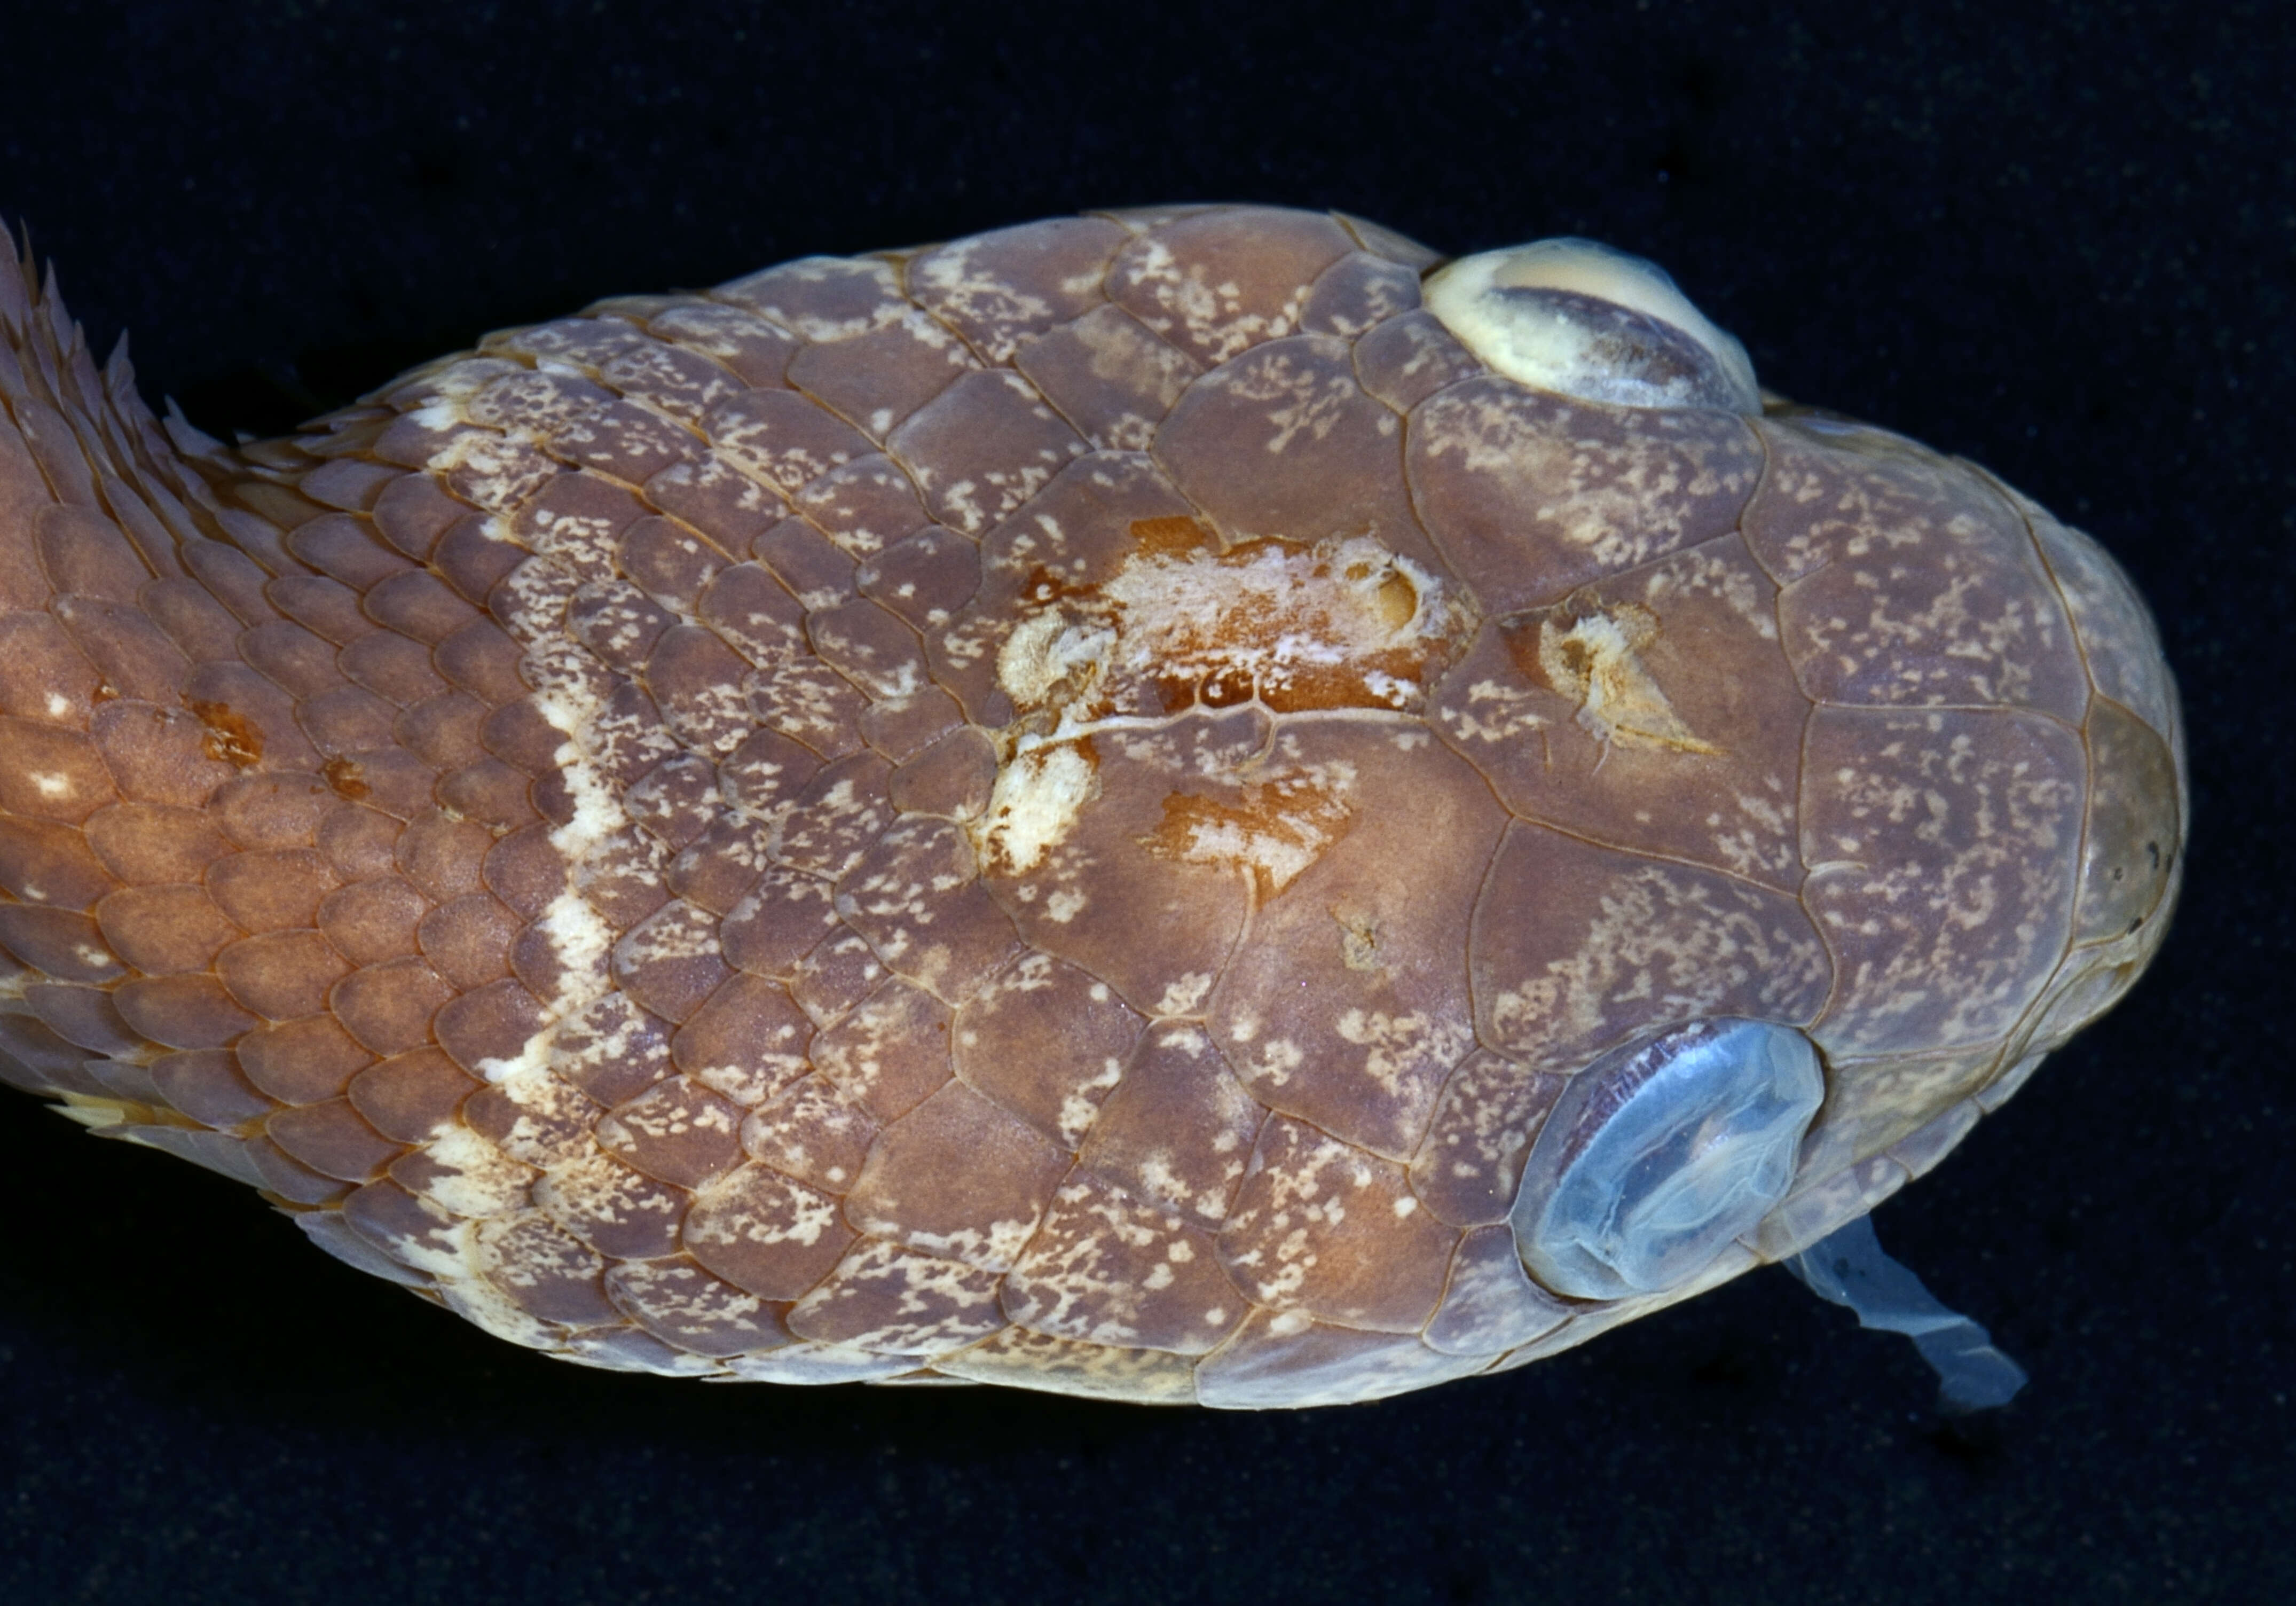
[0, 205, 2183, 1407]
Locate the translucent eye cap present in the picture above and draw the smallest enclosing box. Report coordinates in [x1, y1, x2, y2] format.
[1786, 1214, 2030, 1413]
[1425, 237, 1762, 414]
[1513, 1019, 1823, 1301]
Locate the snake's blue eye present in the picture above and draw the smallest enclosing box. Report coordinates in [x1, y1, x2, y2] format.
[1512, 1019, 1823, 1300]
[1423, 237, 1761, 414]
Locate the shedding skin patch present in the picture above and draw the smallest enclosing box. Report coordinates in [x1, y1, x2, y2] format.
[1138, 772, 1353, 900]
[1536, 602, 1720, 755]
[971, 517, 1462, 880]
[1016, 530, 1460, 719]
[186, 700, 264, 767]
[972, 737, 1099, 879]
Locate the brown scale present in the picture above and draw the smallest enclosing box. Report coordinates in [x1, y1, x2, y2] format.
[0, 206, 2183, 1407]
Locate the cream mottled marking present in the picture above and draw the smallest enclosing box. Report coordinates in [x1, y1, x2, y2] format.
[1538, 606, 1720, 755]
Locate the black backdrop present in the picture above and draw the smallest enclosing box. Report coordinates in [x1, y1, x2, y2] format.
[1, 3, 2288, 1602]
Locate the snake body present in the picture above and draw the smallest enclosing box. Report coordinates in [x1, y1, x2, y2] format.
[0, 207, 2182, 1405]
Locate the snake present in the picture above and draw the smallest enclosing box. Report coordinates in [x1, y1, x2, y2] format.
[0, 205, 2183, 1407]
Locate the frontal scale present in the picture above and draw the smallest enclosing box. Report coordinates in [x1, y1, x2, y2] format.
[0, 206, 2182, 1406]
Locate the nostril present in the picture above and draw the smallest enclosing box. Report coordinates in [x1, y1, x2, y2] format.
[1424, 237, 1760, 414]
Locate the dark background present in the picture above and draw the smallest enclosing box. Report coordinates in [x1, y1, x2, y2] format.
[1, 2, 2287, 1601]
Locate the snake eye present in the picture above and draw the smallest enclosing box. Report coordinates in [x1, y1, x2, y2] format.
[1424, 237, 1760, 414]
[1512, 1019, 1823, 1299]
